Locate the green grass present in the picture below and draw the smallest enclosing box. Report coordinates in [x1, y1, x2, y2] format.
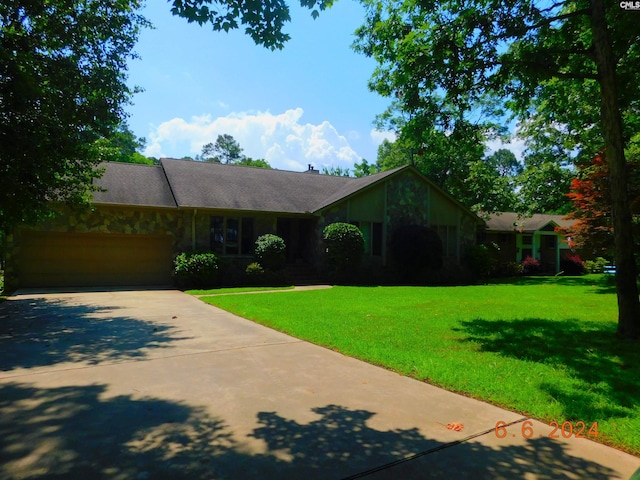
[200, 275, 640, 455]
[186, 285, 294, 295]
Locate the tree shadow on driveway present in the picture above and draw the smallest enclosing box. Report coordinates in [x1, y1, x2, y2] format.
[0, 296, 191, 372]
[0, 382, 621, 479]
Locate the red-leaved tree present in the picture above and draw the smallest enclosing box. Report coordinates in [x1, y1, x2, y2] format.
[564, 153, 640, 260]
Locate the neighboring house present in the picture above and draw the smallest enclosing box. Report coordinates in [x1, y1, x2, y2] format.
[5, 159, 482, 289]
[483, 212, 577, 274]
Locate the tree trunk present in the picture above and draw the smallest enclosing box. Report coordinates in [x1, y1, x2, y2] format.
[590, 0, 640, 339]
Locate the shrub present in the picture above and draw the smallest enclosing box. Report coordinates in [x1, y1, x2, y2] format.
[389, 225, 443, 282]
[521, 256, 540, 274]
[245, 262, 265, 276]
[323, 222, 364, 270]
[560, 253, 585, 276]
[174, 252, 219, 288]
[464, 243, 500, 280]
[584, 256, 609, 274]
[505, 261, 524, 276]
[254, 234, 286, 271]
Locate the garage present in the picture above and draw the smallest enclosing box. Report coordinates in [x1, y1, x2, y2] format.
[17, 231, 174, 287]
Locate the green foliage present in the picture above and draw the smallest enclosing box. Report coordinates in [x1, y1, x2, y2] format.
[322, 223, 364, 270]
[584, 257, 610, 275]
[516, 156, 574, 215]
[89, 123, 154, 165]
[375, 129, 486, 208]
[466, 151, 519, 213]
[388, 225, 443, 282]
[254, 234, 286, 271]
[0, 1, 149, 232]
[245, 262, 265, 276]
[236, 157, 271, 168]
[173, 252, 219, 288]
[321, 165, 351, 176]
[354, 0, 640, 336]
[170, 0, 334, 50]
[463, 243, 500, 280]
[200, 134, 244, 164]
[353, 158, 381, 178]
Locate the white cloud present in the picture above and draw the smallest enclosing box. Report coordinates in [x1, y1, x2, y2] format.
[484, 137, 527, 161]
[144, 108, 362, 171]
[370, 129, 396, 146]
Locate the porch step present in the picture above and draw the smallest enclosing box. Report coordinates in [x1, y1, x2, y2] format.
[284, 264, 324, 286]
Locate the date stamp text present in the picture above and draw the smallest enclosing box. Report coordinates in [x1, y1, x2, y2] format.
[495, 420, 598, 439]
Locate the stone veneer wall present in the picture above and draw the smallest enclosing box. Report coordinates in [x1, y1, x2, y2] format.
[385, 171, 430, 231]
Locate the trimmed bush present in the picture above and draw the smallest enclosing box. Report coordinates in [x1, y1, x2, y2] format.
[389, 225, 443, 282]
[560, 253, 585, 276]
[584, 257, 609, 274]
[521, 256, 540, 274]
[505, 261, 524, 276]
[464, 243, 500, 280]
[174, 252, 219, 288]
[254, 234, 286, 271]
[245, 262, 265, 276]
[323, 222, 365, 271]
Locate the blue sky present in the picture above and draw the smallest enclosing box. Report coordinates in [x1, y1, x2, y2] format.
[125, 1, 396, 172]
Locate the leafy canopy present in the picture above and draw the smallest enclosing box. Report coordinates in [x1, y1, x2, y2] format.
[354, 0, 640, 337]
[199, 133, 271, 167]
[0, 0, 149, 231]
[170, 0, 335, 50]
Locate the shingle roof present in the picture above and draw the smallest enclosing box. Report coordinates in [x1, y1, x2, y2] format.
[92, 162, 177, 208]
[158, 158, 353, 213]
[91, 160, 477, 220]
[154, 159, 415, 214]
[485, 212, 575, 232]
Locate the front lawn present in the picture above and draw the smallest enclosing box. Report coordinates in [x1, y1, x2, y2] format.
[200, 275, 640, 456]
[186, 286, 294, 295]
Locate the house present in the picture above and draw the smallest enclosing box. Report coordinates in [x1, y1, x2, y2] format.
[483, 212, 577, 274]
[5, 159, 482, 289]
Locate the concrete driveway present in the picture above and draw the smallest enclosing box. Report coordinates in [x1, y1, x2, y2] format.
[0, 289, 638, 479]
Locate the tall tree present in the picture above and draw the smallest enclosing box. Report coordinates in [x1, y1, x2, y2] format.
[353, 158, 380, 177]
[91, 123, 154, 165]
[375, 124, 487, 207]
[354, 0, 640, 339]
[466, 149, 520, 213]
[516, 154, 574, 215]
[0, 1, 149, 232]
[200, 134, 245, 164]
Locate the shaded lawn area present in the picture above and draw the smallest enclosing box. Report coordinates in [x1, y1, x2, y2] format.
[200, 275, 640, 456]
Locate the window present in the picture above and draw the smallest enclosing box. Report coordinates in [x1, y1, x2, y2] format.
[545, 235, 557, 248]
[521, 234, 532, 246]
[497, 233, 511, 244]
[210, 216, 255, 255]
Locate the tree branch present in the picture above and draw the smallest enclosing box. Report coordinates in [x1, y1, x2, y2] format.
[531, 8, 590, 30]
[501, 59, 598, 80]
